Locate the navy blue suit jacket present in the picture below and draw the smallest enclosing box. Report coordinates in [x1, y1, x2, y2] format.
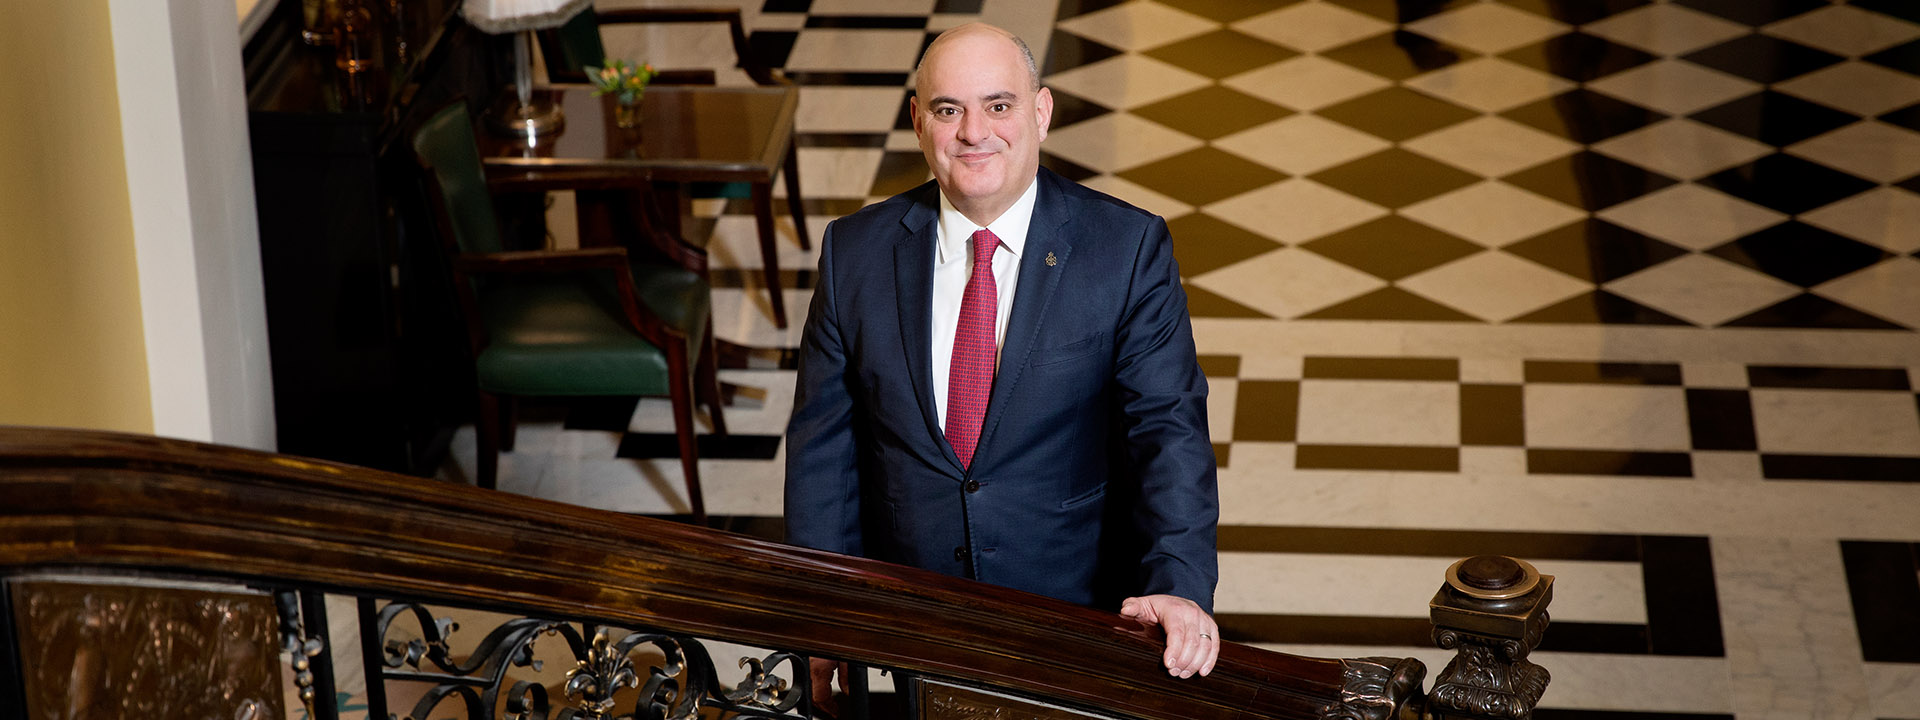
[784, 168, 1218, 613]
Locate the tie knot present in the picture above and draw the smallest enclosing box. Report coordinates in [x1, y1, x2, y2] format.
[970, 229, 998, 267]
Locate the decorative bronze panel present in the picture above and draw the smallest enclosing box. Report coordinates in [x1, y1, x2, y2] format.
[11, 577, 286, 720]
[920, 679, 1120, 720]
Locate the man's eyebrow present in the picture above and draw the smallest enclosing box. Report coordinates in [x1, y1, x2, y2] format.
[925, 91, 1018, 107]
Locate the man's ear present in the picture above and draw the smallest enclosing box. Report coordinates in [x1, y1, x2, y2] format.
[1034, 86, 1053, 142]
[910, 93, 924, 138]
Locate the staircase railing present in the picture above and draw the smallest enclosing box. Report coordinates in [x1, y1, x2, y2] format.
[0, 427, 1552, 720]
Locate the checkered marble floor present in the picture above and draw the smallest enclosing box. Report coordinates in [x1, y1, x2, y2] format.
[439, 1, 1920, 718]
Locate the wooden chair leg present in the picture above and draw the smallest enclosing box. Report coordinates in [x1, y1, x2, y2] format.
[752, 181, 787, 329]
[666, 339, 707, 524]
[498, 396, 518, 452]
[475, 391, 500, 491]
[783, 138, 810, 251]
[697, 319, 727, 436]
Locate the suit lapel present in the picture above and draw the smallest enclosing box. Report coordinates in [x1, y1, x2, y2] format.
[893, 186, 962, 472]
[974, 170, 1074, 466]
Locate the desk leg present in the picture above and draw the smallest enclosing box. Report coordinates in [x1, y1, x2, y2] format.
[753, 181, 788, 329]
[783, 138, 811, 251]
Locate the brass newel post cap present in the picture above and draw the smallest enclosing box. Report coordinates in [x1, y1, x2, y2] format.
[1430, 556, 1552, 640]
[1446, 556, 1539, 599]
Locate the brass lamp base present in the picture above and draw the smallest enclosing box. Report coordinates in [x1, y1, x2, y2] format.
[487, 91, 566, 138]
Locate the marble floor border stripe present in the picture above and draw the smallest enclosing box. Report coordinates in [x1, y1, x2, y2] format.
[1217, 554, 1646, 624]
[803, 16, 929, 29]
[1302, 356, 1460, 381]
[1762, 454, 1920, 482]
[1749, 364, 1914, 391]
[709, 269, 820, 291]
[932, 0, 986, 14]
[1461, 384, 1527, 446]
[1215, 614, 1429, 648]
[796, 132, 890, 148]
[1684, 389, 1759, 451]
[1216, 614, 1655, 655]
[1213, 526, 1642, 561]
[1189, 321, 1920, 367]
[1197, 354, 1241, 377]
[1841, 540, 1920, 664]
[782, 71, 911, 86]
[615, 433, 783, 460]
[1525, 360, 1685, 386]
[721, 196, 870, 217]
[1295, 444, 1459, 473]
[558, 397, 641, 432]
[1528, 449, 1693, 477]
[1639, 536, 1725, 658]
[716, 343, 800, 371]
[1232, 380, 1300, 443]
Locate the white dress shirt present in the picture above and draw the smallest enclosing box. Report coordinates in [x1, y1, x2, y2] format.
[932, 177, 1039, 429]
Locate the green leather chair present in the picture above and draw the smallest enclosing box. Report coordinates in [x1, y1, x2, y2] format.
[539, 6, 810, 328]
[412, 101, 724, 522]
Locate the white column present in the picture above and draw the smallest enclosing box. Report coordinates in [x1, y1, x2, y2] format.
[108, 0, 275, 449]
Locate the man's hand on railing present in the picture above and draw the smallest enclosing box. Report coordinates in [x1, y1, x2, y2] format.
[1120, 594, 1220, 679]
[808, 657, 850, 718]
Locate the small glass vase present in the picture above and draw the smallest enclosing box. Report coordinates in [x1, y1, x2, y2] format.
[613, 99, 641, 130]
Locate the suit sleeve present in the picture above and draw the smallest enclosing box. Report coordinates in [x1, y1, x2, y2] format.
[1112, 215, 1219, 614]
[784, 225, 866, 556]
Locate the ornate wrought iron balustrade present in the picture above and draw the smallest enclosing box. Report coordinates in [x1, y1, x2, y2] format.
[0, 427, 1552, 720]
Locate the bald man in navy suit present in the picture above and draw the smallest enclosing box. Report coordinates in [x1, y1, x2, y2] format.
[784, 23, 1220, 694]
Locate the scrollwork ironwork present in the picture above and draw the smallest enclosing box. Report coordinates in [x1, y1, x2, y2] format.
[370, 601, 809, 720]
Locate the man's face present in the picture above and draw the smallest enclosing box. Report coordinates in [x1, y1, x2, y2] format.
[912, 30, 1053, 221]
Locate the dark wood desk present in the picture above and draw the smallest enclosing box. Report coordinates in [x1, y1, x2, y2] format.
[482, 84, 803, 327]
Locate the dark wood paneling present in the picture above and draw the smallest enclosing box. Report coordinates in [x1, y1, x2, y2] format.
[245, 0, 494, 473]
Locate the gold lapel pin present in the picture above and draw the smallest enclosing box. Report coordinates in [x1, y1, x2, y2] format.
[1045, 252, 1057, 267]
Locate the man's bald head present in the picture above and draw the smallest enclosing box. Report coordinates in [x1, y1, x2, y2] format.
[915, 23, 1041, 95]
[907, 21, 1054, 225]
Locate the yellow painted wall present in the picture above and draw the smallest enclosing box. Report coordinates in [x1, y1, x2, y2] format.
[0, 0, 153, 432]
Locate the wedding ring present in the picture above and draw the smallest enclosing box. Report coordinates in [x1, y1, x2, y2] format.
[1199, 633, 1212, 640]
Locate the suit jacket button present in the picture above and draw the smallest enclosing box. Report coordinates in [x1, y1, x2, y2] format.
[953, 547, 967, 562]
[964, 480, 980, 493]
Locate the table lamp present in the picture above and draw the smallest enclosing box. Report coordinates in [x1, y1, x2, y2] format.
[461, 0, 593, 137]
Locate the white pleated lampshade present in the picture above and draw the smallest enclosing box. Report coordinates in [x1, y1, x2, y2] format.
[460, 0, 593, 33]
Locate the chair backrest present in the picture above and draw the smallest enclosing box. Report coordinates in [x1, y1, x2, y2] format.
[540, 9, 605, 84]
[411, 102, 505, 257]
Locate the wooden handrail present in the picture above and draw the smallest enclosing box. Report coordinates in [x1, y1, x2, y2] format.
[0, 427, 1549, 720]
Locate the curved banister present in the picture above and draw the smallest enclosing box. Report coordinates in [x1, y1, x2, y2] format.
[0, 427, 1541, 720]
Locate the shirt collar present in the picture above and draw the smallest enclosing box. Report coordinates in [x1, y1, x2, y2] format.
[937, 176, 1038, 265]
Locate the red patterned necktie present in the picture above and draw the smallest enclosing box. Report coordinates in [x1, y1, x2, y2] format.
[946, 228, 999, 470]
